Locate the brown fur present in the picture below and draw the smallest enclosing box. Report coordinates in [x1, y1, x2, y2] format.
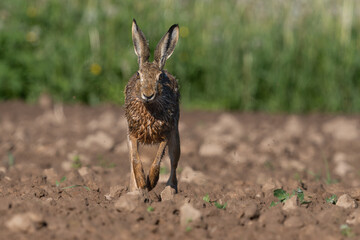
[125, 19, 181, 193]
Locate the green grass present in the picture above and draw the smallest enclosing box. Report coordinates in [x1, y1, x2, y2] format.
[203, 194, 227, 209]
[270, 188, 311, 207]
[1, 0, 360, 112]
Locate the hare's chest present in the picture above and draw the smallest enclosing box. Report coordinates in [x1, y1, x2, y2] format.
[125, 101, 172, 144]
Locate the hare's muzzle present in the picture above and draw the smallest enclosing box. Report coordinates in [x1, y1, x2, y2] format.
[141, 92, 155, 102]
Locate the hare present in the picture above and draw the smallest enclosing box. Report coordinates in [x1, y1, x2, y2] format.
[124, 19, 180, 195]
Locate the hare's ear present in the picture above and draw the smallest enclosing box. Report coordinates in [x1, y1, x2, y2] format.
[154, 24, 179, 69]
[132, 19, 150, 65]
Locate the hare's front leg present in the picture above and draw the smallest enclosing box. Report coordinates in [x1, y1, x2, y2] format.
[128, 135, 147, 192]
[147, 141, 168, 190]
[166, 127, 180, 192]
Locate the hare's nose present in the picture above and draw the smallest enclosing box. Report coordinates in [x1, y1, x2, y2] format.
[142, 93, 155, 101]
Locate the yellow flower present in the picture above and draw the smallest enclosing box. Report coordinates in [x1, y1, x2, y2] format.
[180, 26, 189, 38]
[90, 63, 102, 75]
[26, 31, 38, 43]
[27, 7, 38, 18]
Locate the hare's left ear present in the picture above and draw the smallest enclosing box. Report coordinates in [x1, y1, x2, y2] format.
[154, 24, 179, 69]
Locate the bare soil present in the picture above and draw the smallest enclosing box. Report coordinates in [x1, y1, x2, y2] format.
[1, 101, 360, 240]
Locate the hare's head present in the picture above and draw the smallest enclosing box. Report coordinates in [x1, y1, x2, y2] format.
[132, 19, 179, 102]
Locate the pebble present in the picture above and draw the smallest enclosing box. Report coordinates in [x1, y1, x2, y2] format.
[336, 194, 358, 209]
[43, 168, 58, 183]
[160, 186, 176, 201]
[322, 118, 359, 141]
[77, 131, 114, 150]
[283, 196, 297, 211]
[199, 142, 223, 157]
[244, 202, 259, 219]
[346, 209, 360, 225]
[114, 192, 142, 212]
[180, 203, 201, 226]
[180, 166, 207, 185]
[5, 212, 46, 233]
[105, 185, 126, 200]
[284, 216, 304, 228]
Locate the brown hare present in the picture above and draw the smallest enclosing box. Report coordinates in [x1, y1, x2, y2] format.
[124, 19, 180, 196]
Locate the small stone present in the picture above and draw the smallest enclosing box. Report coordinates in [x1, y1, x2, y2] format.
[283, 196, 297, 211]
[180, 166, 207, 185]
[78, 167, 89, 177]
[262, 182, 276, 193]
[180, 203, 201, 226]
[160, 186, 176, 201]
[114, 192, 142, 212]
[336, 194, 358, 209]
[285, 116, 303, 137]
[61, 161, 72, 172]
[284, 216, 304, 228]
[322, 118, 359, 141]
[334, 161, 352, 177]
[5, 212, 46, 233]
[43, 168, 58, 183]
[77, 131, 114, 150]
[244, 202, 259, 219]
[199, 142, 223, 157]
[346, 209, 360, 225]
[105, 185, 126, 200]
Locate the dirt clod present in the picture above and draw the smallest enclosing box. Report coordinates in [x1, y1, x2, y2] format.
[180, 203, 202, 226]
[5, 212, 46, 233]
[160, 186, 176, 201]
[114, 192, 142, 212]
[336, 194, 358, 209]
[283, 195, 298, 211]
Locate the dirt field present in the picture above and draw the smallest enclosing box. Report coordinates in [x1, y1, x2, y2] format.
[1, 101, 360, 240]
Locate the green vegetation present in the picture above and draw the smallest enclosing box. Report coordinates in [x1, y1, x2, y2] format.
[62, 184, 90, 191]
[98, 156, 116, 169]
[270, 188, 311, 207]
[324, 159, 339, 185]
[55, 176, 66, 187]
[340, 224, 354, 238]
[326, 194, 338, 204]
[203, 194, 227, 209]
[7, 152, 14, 167]
[160, 166, 168, 175]
[1, 0, 360, 112]
[72, 155, 82, 169]
[55, 175, 89, 190]
[147, 206, 154, 212]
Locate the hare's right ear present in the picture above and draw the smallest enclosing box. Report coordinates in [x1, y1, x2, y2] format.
[132, 19, 150, 66]
[154, 24, 179, 69]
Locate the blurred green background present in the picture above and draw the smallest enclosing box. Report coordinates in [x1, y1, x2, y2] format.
[0, 0, 360, 112]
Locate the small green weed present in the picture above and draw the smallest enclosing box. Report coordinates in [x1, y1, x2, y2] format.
[61, 185, 90, 191]
[270, 188, 311, 207]
[72, 155, 82, 169]
[264, 161, 274, 170]
[147, 206, 154, 212]
[160, 166, 168, 175]
[185, 226, 192, 232]
[307, 170, 321, 182]
[326, 195, 338, 204]
[98, 157, 116, 169]
[55, 176, 66, 187]
[203, 194, 227, 209]
[324, 159, 338, 185]
[214, 202, 227, 209]
[340, 224, 354, 237]
[8, 152, 15, 167]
